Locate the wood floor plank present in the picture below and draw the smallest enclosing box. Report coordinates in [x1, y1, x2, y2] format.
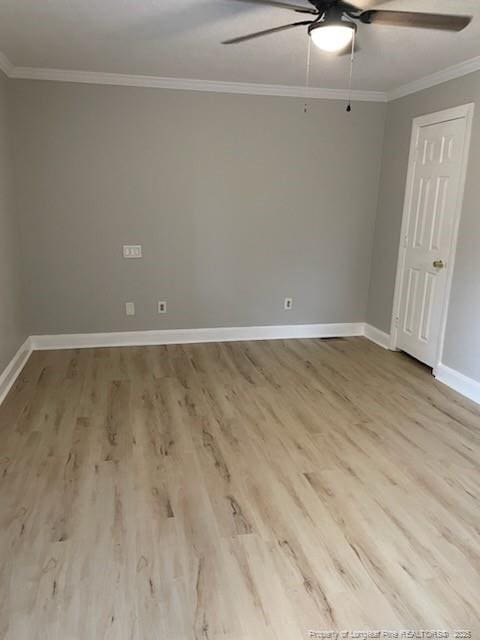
[0, 337, 479, 639]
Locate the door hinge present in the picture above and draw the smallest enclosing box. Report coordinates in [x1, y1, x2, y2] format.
[394, 316, 400, 328]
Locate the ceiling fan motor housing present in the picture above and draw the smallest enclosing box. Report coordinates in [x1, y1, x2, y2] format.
[308, 5, 357, 37]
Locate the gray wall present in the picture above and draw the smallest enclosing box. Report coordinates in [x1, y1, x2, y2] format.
[11, 81, 385, 334]
[367, 71, 480, 382]
[0, 71, 27, 375]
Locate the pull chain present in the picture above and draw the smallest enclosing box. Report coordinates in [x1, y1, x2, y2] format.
[304, 36, 312, 113]
[346, 27, 356, 113]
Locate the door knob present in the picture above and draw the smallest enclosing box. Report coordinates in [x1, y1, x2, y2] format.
[433, 260, 445, 269]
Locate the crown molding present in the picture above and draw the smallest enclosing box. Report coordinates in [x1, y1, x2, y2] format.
[388, 55, 480, 101]
[0, 50, 386, 101]
[2, 47, 480, 103]
[10, 65, 387, 102]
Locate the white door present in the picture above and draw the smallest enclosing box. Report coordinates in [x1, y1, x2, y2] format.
[394, 107, 472, 367]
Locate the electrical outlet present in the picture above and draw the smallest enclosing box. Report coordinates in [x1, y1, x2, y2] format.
[158, 301, 167, 314]
[125, 302, 135, 316]
[123, 245, 142, 259]
[284, 297, 293, 311]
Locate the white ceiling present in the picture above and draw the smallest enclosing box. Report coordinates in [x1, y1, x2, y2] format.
[0, 0, 479, 92]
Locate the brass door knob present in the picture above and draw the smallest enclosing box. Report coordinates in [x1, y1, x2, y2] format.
[433, 260, 445, 269]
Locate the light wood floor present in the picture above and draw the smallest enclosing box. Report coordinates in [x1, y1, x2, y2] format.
[1, 337, 479, 639]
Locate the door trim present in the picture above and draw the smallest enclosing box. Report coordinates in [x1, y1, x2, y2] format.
[389, 103, 475, 375]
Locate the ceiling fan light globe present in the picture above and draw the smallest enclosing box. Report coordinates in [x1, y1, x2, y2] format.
[310, 24, 354, 52]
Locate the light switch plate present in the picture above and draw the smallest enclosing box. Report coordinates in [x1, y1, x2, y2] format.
[123, 245, 142, 259]
[125, 302, 135, 316]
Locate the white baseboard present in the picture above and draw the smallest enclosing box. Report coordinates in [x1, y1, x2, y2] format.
[3, 327, 478, 409]
[435, 363, 480, 406]
[363, 324, 391, 350]
[30, 322, 365, 351]
[0, 338, 33, 406]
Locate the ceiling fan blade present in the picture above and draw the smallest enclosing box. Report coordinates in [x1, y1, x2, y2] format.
[222, 20, 312, 44]
[361, 10, 472, 32]
[227, 0, 318, 14]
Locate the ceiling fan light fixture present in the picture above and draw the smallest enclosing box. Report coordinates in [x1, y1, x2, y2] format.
[309, 21, 355, 53]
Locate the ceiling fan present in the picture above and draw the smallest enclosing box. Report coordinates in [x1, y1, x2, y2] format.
[222, 0, 472, 53]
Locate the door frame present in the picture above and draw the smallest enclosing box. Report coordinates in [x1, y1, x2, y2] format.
[389, 103, 475, 375]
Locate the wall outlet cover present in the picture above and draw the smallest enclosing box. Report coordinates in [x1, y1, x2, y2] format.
[123, 245, 142, 259]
